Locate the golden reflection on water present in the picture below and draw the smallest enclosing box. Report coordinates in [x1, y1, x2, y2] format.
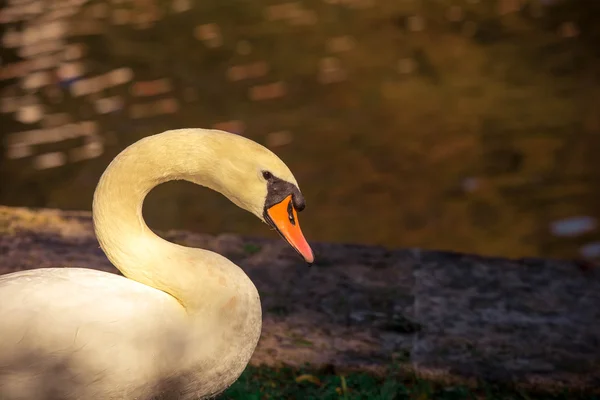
[1, 0, 598, 261]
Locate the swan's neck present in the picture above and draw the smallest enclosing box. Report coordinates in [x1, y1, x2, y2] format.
[94, 132, 211, 303]
[92, 131, 261, 393]
[92, 130, 256, 307]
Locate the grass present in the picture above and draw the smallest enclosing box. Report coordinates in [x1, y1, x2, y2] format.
[243, 243, 263, 255]
[218, 365, 599, 400]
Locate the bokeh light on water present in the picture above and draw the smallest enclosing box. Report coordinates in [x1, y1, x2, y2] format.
[1, 0, 599, 262]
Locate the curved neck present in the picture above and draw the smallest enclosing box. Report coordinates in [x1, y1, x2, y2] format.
[91, 130, 257, 311]
[91, 130, 265, 397]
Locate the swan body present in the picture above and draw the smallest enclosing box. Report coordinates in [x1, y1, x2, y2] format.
[0, 129, 314, 400]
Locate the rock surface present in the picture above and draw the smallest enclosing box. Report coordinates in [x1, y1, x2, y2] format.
[1, 205, 599, 391]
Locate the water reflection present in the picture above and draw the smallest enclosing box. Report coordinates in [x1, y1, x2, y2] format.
[0, 0, 598, 261]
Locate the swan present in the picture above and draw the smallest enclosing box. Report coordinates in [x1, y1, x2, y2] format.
[0, 128, 314, 400]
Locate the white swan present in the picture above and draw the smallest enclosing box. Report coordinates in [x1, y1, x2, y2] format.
[0, 128, 314, 400]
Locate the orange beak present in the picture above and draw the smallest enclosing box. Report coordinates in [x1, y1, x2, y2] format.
[265, 194, 314, 264]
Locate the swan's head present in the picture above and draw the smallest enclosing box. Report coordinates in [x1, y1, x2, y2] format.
[189, 129, 314, 264]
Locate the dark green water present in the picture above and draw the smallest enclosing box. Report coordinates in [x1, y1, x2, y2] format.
[1, 0, 599, 261]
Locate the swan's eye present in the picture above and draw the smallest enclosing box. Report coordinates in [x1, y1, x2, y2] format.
[287, 199, 296, 225]
[262, 171, 273, 180]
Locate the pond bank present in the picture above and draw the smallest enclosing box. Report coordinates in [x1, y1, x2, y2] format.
[1, 205, 598, 392]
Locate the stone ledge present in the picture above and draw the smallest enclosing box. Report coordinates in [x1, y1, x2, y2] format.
[0, 205, 598, 392]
